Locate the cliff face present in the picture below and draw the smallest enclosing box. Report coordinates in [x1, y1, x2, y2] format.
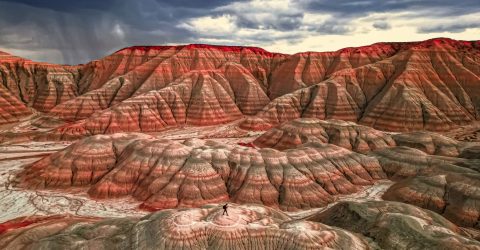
[1, 38, 479, 136]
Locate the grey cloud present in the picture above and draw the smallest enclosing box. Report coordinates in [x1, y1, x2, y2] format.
[373, 21, 391, 30]
[300, 0, 479, 35]
[0, 0, 243, 12]
[234, 13, 304, 31]
[216, 1, 305, 32]
[0, 0, 119, 12]
[0, 2, 125, 64]
[315, 21, 353, 34]
[418, 22, 480, 33]
[302, 0, 480, 17]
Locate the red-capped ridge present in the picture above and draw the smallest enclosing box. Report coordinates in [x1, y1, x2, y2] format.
[116, 43, 284, 57]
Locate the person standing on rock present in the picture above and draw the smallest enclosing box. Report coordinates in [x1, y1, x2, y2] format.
[222, 203, 229, 216]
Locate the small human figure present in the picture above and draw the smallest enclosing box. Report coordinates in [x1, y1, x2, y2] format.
[222, 203, 229, 216]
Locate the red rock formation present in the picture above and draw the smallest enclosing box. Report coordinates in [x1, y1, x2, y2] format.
[241, 38, 480, 132]
[268, 43, 404, 99]
[17, 133, 385, 211]
[47, 45, 284, 122]
[253, 118, 395, 152]
[0, 51, 81, 112]
[48, 71, 253, 138]
[19, 133, 154, 187]
[2, 38, 480, 136]
[0, 85, 32, 125]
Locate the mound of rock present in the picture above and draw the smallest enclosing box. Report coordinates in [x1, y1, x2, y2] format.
[460, 146, 480, 159]
[0, 204, 371, 249]
[367, 138, 480, 229]
[383, 173, 480, 229]
[392, 131, 464, 157]
[18, 133, 385, 211]
[309, 200, 480, 249]
[43, 68, 274, 139]
[20, 133, 154, 187]
[369, 145, 480, 179]
[253, 118, 395, 152]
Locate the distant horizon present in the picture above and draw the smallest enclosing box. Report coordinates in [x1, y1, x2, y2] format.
[1, 36, 478, 66]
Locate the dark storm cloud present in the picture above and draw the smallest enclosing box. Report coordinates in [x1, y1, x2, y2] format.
[418, 22, 480, 33]
[234, 13, 304, 31]
[0, 0, 243, 11]
[0, 0, 245, 64]
[0, 2, 124, 64]
[300, 0, 479, 35]
[302, 0, 480, 17]
[0, 0, 118, 12]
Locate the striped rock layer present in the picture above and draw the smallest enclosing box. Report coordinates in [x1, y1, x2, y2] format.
[241, 38, 480, 132]
[366, 134, 480, 228]
[0, 84, 31, 125]
[383, 174, 480, 229]
[17, 133, 385, 211]
[0, 51, 80, 113]
[1, 38, 479, 138]
[253, 118, 396, 152]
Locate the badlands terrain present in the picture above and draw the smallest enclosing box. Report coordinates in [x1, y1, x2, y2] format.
[0, 38, 479, 249]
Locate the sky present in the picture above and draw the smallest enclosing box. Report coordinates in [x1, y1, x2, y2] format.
[0, 0, 478, 65]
